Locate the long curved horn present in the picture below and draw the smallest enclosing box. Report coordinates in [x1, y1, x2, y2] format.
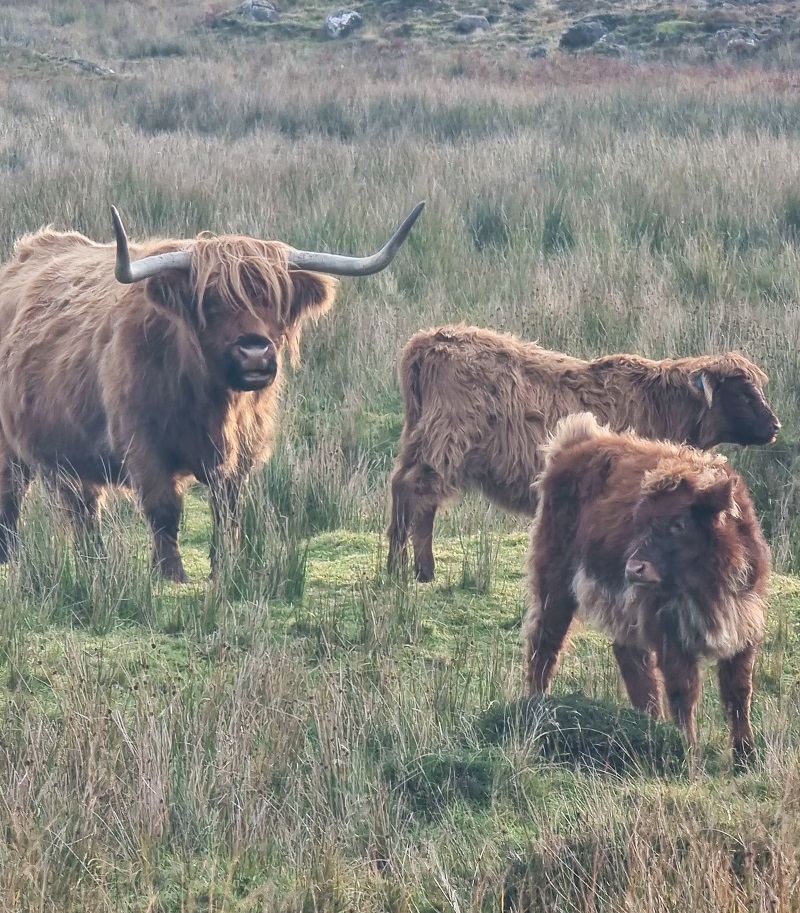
[111, 200, 425, 284]
[286, 201, 425, 276]
[111, 206, 191, 284]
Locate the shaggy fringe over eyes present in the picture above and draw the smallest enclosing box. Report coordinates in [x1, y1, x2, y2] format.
[642, 453, 731, 496]
[190, 236, 296, 326]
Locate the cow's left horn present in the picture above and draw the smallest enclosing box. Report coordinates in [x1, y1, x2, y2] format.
[111, 206, 192, 284]
[286, 201, 425, 276]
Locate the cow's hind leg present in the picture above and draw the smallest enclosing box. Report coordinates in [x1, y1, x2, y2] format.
[0, 456, 30, 564]
[613, 643, 663, 718]
[717, 645, 758, 767]
[57, 480, 106, 559]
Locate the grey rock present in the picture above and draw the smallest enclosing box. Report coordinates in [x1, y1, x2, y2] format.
[594, 35, 625, 56]
[454, 14, 491, 34]
[241, 0, 279, 22]
[526, 44, 548, 58]
[711, 26, 755, 45]
[560, 20, 606, 49]
[727, 36, 758, 55]
[325, 9, 364, 38]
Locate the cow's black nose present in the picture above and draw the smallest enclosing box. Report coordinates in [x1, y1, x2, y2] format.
[236, 334, 271, 359]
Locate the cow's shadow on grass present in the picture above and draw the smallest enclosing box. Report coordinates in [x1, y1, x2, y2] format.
[477, 693, 688, 776]
[383, 694, 689, 819]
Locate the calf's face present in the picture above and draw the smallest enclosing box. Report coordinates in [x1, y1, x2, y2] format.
[624, 480, 734, 593]
[695, 372, 780, 447]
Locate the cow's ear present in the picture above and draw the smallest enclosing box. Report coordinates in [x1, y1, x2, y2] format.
[284, 271, 338, 365]
[690, 371, 717, 409]
[694, 477, 735, 518]
[147, 271, 194, 316]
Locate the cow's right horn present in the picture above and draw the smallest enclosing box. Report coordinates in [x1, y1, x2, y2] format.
[111, 206, 192, 284]
[286, 201, 425, 276]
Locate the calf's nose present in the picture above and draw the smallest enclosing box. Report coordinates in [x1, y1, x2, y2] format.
[625, 557, 661, 586]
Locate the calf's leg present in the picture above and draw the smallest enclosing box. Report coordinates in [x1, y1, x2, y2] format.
[387, 468, 414, 577]
[717, 645, 758, 766]
[657, 644, 701, 749]
[386, 458, 449, 583]
[411, 504, 439, 583]
[525, 559, 577, 694]
[613, 643, 663, 717]
[525, 482, 582, 694]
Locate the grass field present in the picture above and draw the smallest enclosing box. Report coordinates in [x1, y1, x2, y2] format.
[2, 3, 800, 909]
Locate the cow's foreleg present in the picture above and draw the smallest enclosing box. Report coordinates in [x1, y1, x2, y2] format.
[717, 645, 758, 767]
[657, 645, 701, 749]
[133, 473, 187, 583]
[0, 453, 30, 563]
[613, 643, 663, 718]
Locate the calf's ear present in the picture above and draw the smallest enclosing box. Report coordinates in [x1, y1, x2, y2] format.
[694, 477, 735, 518]
[284, 271, 339, 365]
[690, 371, 717, 409]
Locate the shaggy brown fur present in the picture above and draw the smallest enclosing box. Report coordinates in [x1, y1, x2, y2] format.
[0, 226, 338, 581]
[387, 324, 779, 582]
[524, 412, 771, 763]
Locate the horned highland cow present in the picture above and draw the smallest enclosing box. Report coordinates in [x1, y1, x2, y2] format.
[387, 324, 779, 582]
[0, 202, 424, 581]
[524, 412, 770, 763]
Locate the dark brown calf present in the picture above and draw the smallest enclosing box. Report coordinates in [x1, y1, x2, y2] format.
[524, 412, 770, 763]
[388, 324, 779, 582]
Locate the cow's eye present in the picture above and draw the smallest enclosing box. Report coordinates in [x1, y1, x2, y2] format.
[670, 517, 687, 534]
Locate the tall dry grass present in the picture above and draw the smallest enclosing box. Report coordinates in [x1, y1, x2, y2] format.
[5, 49, 800, 554]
